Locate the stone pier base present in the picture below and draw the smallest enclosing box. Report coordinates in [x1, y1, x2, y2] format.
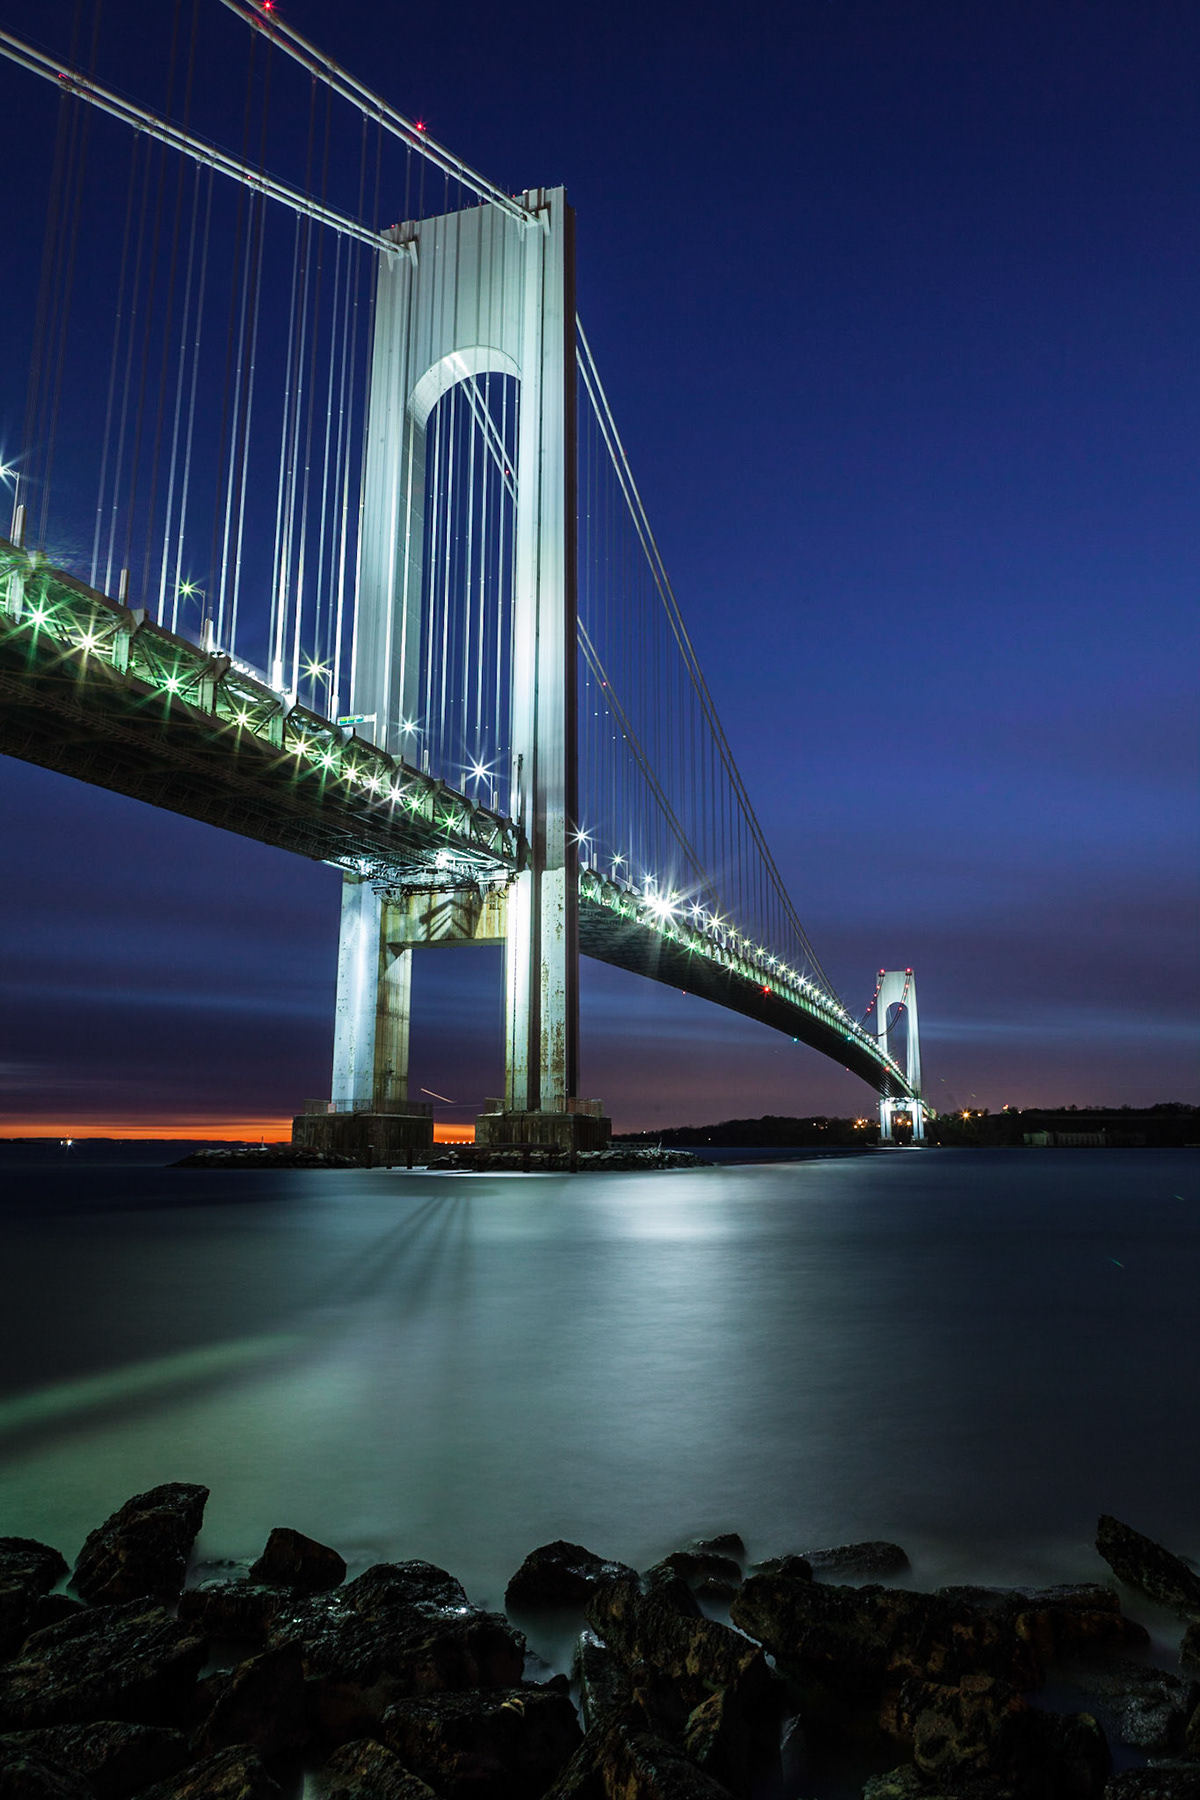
[292, 1111, 434, 1164]
[474, 1110, 612, 1153]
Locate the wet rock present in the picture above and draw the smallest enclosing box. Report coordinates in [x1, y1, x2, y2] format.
[192, 1639, 308, 1758]
[544, 1720, 733, 1800]
[21, 1599, 84, 1640]
[1096, 1518, 1200, 1619]
[1183, 1624, 1200, 1673]
[247, 1527, 346, 1593]
[639, 1571, 702, 1621]
[585, 1577, 778, 1797]
[0, 1747, 97, 1799]
[730, 1571, 1039, 1701]
[805, 1542, 911, 1582]
[992, 1584, 1148, 1663]
[381, 1685, 583, 1800]
[0, 1723, 187, 1800]
[134, 1745, 281, 1799]
[176, 1582, 288, 1643]
[861, 1770, 929, 1799]
[266, 1563, 524, 1743]
[0, 1603, 207, 1730]
[1104, 1772, 1200, 1799]
[644, 1555, 742, 1604]
[1188, 1695, 1200, 1755]
[573, 1633, 634, 1732]
[746, 1555, 813, 1583]
[71, 1487, 208, 1608]
[687, 1537, 745, 1564]
[505, 1544, 637, 1612]
[0, 1541, 71, 1659]
[1070, 1660, 1199, 1754]
[323, 1738, 439, 1800]
[887, 1671, 1111, 1797]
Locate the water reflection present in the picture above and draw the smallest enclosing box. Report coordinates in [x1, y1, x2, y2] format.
[0, 1152, 1196, 1615]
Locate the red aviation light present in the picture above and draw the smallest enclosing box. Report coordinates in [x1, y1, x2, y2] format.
[414, 119, 428, 132]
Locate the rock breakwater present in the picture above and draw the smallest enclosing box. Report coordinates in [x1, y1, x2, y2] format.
[1, 1487, 1198, 1798]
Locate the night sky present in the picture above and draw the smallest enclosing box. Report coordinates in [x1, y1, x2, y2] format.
[1, 0, 1196, 1135]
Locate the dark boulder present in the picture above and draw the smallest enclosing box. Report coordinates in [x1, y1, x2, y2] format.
[687, 1537, 745, 1564]
[323, 1738, 439, 1800]
[1104, 1772, 1200, 1799]
[505, 1543, 636, 1612]
[731, 1572, 1039, 1701]
[192, 1639, 308, 1758]
[644, 1555, 742, 1604]
[638, 1570, 702, 1620]
[543, 1720, 734, 1800]
[573, 1632, 634, 1732]
[895, 1673, 1110, 1797]
[0, 1603, 207, 1731]
[0, 1724, 187, 1800]
[247, 1527, 346, 1593]
[585, 1577, 779, 1797]
[0, 1748, 96, 1799]
[804, 1541, 911, 1582]
[264, 1565, 524, 1744]
[1071, 1658, 1198, 1755]
[134, 1745, 281, 1799]
[1182, 1623, 1200, 1672]
[0, 1542, 71, 1659]
[72, 1487, 208, 1607]
[381, 1685, 583, 1800]
[745, 1555, 812, 1583]
[176, 1582, 288, 1643]
[1096, 1518, 1200, 1618]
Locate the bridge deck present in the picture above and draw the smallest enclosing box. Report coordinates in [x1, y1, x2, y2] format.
[0, 541, 913, 1102]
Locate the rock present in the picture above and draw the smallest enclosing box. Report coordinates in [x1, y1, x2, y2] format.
[1188, 1696, 1200, 1755]
[687, 1537, 745, 1564]
[1070, 1659, 1199, 1754]
[1096, 1518, 1200, 1619]
[898, 1672, 1110, 1795]
[72, 1487, 208, 1608]
[643, 1555, 742, 1602]
[192, 1639, 308, 1757]
[323, 1738, 439, 1800]
[381, 1685, 583, 1799]
[0, 1542, 71, 1659]
[573, 1632, 634, 1732]
[1104, 1772, 1200, 1799]
[176, 1582, 288, 1643]
[505, 1544, 636, 1612]
[986, 1584, 1148, 1662]
[0, 1724, 187, 1799]
[638, 1571, 702, 1620]
[804, 1542, 911, 1581]
[730, 1571, 1039, 1701]
[263, 1563, 524, 1743]
[21, 1599, 84, 1640]
[0, 1748, 97, 1799]
[861, 1770, 929, 1799]
[247, 1527, 346, 1593]
[133, 1745, 281, 1799]
[0, 1603, 207, 1731]
[543, 1720, 733, 1800]
[584, 1577, 778, 1797]
[746, 1555, 813, 1583]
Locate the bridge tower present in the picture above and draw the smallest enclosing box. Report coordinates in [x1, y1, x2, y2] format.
[330, 187, 606, 1151]
[876, 969, 924, 1143]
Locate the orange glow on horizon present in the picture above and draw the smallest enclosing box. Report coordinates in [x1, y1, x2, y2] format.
[434, 1122, 475, 1143]
[0, 1118, 294, 1142]
[4, 1117, 478, 1145]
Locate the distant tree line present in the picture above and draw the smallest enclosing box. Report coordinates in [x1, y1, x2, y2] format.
[615, 1104, 1197, 1150]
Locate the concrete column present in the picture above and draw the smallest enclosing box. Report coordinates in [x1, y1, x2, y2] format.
[375, 927, 413, 1107]
[506, 188, 579, 1114]
[332, 875, 383, 1106]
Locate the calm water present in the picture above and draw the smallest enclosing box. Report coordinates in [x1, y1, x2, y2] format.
[1, 1146, 1197, 1624]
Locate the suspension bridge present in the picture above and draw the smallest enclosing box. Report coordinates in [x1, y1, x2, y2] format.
[0, 0, 924, 1151]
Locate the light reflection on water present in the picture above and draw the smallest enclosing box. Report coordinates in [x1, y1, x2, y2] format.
[0, 1149, 1197, 1614]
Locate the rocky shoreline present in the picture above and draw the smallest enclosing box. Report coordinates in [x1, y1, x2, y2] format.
[1, 1487, 1198, 1799]
[173, 1146, 706, 1173]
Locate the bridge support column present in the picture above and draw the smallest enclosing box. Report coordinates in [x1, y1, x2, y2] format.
[330, 875, 413, 1109]
[876, 968, 924, 1144]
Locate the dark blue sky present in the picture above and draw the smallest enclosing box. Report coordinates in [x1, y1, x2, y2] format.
[1, 0, 1196, 1132]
